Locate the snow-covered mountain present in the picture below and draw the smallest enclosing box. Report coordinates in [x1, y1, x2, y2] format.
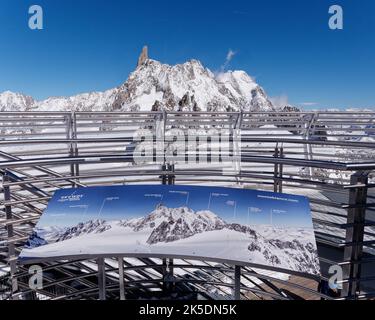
[120, 205, 226, 244]
[24, 206, 320, 275]
[55, 219, 111, 242]
[0, 91, 35, 112]
[0, 49, 275, 112]
[111, 59, 274, 112]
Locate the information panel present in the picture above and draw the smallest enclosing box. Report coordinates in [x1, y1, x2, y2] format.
[20, 185, 320, 275]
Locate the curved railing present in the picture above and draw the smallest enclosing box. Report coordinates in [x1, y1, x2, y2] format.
[11, 256, 334, 301]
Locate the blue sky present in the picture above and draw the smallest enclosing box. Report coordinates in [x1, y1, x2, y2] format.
[0, 0, 374, 109]
[38, 185, 313, 229]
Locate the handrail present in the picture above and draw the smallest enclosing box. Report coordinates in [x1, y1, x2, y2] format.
[0, 136, 374, 148]
[0, 154, 374, 171]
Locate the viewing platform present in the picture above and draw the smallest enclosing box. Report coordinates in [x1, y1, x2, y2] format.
[1, 111, 374, 300]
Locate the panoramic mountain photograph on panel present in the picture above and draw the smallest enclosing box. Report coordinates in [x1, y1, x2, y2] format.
[20, 185, 320, 275]
[0, 0, 374, 308]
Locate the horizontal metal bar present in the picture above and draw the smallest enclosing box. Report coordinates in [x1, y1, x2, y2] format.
[0, 153, 367, 170]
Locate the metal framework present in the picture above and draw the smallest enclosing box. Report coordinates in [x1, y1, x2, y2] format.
[0, 111, 374, 300]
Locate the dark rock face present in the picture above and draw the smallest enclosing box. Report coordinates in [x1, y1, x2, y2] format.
[262, 249, 281, 265]
[147, 219, 195, 244]
[248, 242, 261, 252]
[178, 93, 200, 112]
[268, 239, 305, 251]
[56, 219, 111, 242]
[265, 238, 319, 273]
[226, 223, 257, 239]
[137, 46, 149, 68]
[25, 231, 48, 249]
[249, 87, 274, 111]
[151, 100, 162, 111]
[282, 105, 301, 112]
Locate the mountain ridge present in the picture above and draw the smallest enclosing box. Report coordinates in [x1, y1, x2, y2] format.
[0, 53, 276, 112]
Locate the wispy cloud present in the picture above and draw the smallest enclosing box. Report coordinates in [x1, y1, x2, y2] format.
[220, 49, 237, 72]
[270, 95, 289, 108]
[226, 50, 236, 62]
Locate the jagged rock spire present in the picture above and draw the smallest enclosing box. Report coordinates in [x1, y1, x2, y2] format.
[137, 45, 149, 68]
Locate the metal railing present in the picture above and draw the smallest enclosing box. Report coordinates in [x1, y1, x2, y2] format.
[0, 111, 374, 300]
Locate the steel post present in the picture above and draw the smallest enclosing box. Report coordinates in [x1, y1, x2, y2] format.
[2, 173, 18, 298]
[97, 257, 106, 300]
[118, 257, 126, 300]
[342, 171, 369, 298]
[234, 265, 241, 300]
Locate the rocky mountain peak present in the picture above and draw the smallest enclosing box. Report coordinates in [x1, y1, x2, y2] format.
[0, 91, 35, 112]
[137, 45, 149, 68]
